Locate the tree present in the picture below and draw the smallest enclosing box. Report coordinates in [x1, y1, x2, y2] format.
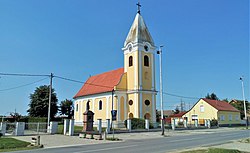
[10, 112, 21, 122]
[173, 106, 180, 114]
[230, 100, 250, 119]
[27, 85, 58, 118]
[205, 93, 219, 100]
[59, 99, 74, 119]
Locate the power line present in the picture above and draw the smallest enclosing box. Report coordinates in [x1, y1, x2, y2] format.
[0, 77, 48, 92]
[0, 72, 201, 100]
[54, 75, 119, 89]
[0, 73, 49, 77]
[163, 92, 199, 100]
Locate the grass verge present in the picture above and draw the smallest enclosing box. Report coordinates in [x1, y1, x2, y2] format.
[0, 137, 38, 152]
[181, 148, 243, 153]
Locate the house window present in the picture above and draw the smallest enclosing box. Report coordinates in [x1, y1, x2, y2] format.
[192, 115, 198, 120]
[229, 114, 232, 121]
[128, 100, 133, 105]
[200, 105, 204, 112]
[235, 115, 239, 121]
[99, 100, 102, 110]
[129, 56, 133, 67]
[220, 115, 225, 121]
[144, 55, 149, 67]
[144, 100, 150, 106]
[76, 104, 78, 112]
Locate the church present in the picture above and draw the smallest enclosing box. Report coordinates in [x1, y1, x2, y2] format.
[73, 4, 157, 126]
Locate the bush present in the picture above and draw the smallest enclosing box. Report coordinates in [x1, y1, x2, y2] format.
[0, 133, 3, 138]
[178, 121, 184, 127]
[124, 118, 154, 129]
[211, 119, 218, 126]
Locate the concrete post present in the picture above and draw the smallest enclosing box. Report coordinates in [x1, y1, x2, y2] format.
[106, 119, 110, 133]
[183, 119, 187, 128]
[64, 119, 69, 135]
[195, 120, 198, 128]
[207, 120, 211, 129]
[171, 119, 175, 130]
[0, 122, 6, 136]
[145, 119, 149, 130]
[49, 122, 58, 134]
[15, 122, 25, 136]
[69, 119, 74, 136]
[127, 119, 131, 132]
[97, 119, 102, 134]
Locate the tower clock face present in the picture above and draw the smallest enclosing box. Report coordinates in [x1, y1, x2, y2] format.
[144, 45, 149, 51]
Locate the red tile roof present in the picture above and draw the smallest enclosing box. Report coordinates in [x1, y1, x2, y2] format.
[169, 112, 187, 118]
[74, 68, 124, 98]
[202, 98, 240, 112]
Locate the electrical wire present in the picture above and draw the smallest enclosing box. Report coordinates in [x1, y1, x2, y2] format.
[0, 77, 48, 92]
[163, 92, 199, 100]
[0, 72, 201, 100]
[0, 73, 49, 77]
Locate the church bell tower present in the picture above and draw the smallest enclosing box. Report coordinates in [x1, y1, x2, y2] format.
[122, 3, 157, 122]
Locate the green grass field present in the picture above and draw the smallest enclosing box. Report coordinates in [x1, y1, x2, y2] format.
[57, 124, 84, 134]
[0, 137, 35, 152]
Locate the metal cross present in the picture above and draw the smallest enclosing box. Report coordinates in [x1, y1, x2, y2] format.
[136, 2, 141, 14]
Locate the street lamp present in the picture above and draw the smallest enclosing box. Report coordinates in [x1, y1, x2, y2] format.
[240, 77, 248, 129]
[157, 45, 164, 135]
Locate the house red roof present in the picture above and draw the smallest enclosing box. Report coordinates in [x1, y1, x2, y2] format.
[74, 68, 124, 98]
[169, 112, 187, 118]
[202, 98, 240, 112]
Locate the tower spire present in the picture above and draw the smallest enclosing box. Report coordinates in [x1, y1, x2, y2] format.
[136, 2, 141, 14]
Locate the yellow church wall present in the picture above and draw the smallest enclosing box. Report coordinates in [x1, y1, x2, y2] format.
[115, 73, 127, 91]
[142, 93, 153, 120]
[125, 51, 139, 90]
[217, 111, 241, 125]
[120, 96, 125, 121]
[141, 52, 153, 90]
[74, 101, 80, 121]
[183, 99, 218, 124]
[93, 97, 107, 121]
[127, 93, 137, 118]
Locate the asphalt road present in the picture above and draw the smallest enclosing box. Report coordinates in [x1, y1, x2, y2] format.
[12, 130, 249, 153]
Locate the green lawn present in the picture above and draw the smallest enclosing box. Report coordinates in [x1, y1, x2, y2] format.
[0, 137, 36, 152]
[181, 148, 242, 153]
[57, 125, 105, 134]
[57, 125, 83, 134]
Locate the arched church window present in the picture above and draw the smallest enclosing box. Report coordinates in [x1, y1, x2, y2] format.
[144, 113, 151, 119]
[128, 100, 133, 105]
[145, 100, 150, 106]
[99, 100, 102, 110]
[129, 56, 133, 67]
[129, 113, 134, 119]
[76, 104, 78, 112]
[144, 55, 149, 67]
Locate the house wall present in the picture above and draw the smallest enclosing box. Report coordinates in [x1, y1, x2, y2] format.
[183, 99, 241, 125]
[183, 99, 218, 124]
[217, 111, 241, 125]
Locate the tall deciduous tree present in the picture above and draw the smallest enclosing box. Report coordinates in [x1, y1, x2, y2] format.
[205, 93, 219, 100]
[59, 99, 74, 119]
[230, 100, 250, 119]
[27, 85, 58, 118]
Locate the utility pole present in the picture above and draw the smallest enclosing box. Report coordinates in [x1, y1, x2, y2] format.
[111, 89, 115, 139]
[47, 73, 53, 131]
[157, 45, 164, 135]
[240, 77, 248, 129]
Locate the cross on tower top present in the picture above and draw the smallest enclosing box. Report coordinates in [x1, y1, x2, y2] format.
[136, 2, 141, 14]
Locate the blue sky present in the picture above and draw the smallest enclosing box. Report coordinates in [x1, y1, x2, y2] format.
[0, 0, 249, 115]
